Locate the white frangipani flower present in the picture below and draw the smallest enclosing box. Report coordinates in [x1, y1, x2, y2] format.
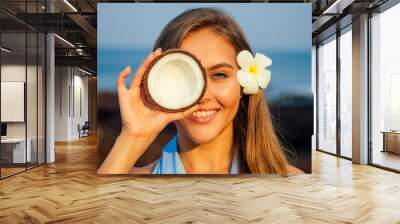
[236, 50, 272, 94]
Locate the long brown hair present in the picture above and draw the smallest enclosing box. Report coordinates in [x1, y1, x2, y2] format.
[153, 8, 289, 174]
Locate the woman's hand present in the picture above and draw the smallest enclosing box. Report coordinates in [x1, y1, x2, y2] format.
[117, 48, 200, 138]
[98, 49, 200, 174]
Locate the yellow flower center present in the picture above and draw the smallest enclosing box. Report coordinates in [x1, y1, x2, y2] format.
[248, 65, 257, 75]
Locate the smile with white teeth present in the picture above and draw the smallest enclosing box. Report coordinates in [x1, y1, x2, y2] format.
[192, 110, 217, 118]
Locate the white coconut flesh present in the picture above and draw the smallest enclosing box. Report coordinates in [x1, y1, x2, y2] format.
[148, 53, 204, 110]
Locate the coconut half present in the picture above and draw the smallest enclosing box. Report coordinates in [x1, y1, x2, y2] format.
[143, 49, 206, 112]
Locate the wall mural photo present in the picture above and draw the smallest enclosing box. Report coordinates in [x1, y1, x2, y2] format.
[97, 3, 312, 175]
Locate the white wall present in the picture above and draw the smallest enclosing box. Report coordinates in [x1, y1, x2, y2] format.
[55, 66, 69, 141]
[54, 67, 89, 141]
[1, 65, 38, 138]
[1, 63, 45, 163]
[72, 72, 89, 138]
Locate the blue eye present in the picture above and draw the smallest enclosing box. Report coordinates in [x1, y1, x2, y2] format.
[211, 72, 227, 79]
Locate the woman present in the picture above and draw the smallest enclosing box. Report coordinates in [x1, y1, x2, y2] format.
[98, 8, 302, 175]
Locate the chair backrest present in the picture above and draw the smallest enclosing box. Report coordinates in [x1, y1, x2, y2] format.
[82, 121, 90, 129]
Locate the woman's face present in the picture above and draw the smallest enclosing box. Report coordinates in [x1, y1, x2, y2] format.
[175, 28, 241, 144]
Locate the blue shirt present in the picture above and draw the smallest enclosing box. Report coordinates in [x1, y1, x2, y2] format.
[152, 135, 238, 174]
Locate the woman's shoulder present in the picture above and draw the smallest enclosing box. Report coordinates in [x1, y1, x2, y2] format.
[286, 165, 304, 175]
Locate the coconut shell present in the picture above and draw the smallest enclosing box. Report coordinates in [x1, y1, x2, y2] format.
[142, 49, 207, 113]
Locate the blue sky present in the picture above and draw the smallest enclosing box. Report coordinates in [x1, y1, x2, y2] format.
[97, 3, 312, 100]
[98, 3, 311, 52]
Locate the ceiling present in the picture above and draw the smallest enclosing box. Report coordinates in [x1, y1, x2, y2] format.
[0, 0, 391, 75]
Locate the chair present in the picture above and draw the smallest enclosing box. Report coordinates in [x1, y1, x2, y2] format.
[78, 121, 90, 138]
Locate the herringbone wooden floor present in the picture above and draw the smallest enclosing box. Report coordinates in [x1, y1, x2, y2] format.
[1, 135, 400, 223]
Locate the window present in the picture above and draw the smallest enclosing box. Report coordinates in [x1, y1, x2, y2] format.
[317, 35, 337, 154]
[0, 1, 46, 179]
[370, 2, 400, 171]
[339, 27, 352, 158]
